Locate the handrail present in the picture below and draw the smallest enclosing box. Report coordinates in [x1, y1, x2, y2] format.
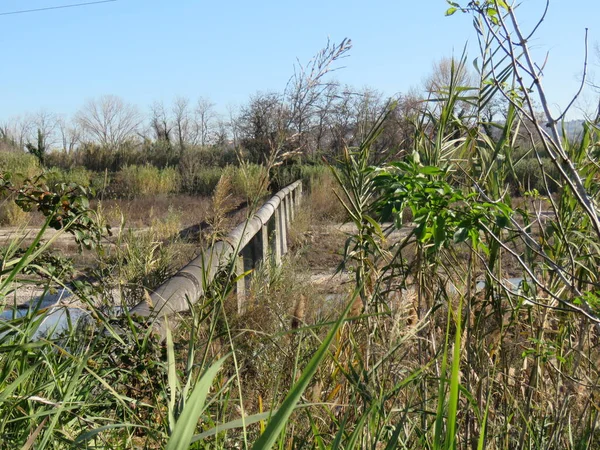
[129, 180, 302, 319]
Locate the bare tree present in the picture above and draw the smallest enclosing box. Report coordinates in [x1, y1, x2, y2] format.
[33, 110, 59, 145]
[57, 116, 81, 153]
[238, 92, 291, 163]
[23, 111, 59, 164]
[0, 116, 32, 152]
[328, 87, 355, 155]
[227, 103, 241, 148]
[214, 118, 229, 147]
[75, 95, 142, 149]
[311, 82, 339, 155]
[149, 101, 173, 143]
[195, 97, 216, 147]
[352, 87, 385, 143]
[172, 96, 194, 152]
[423, 56, 475, 96]
[0, 121, 17, 152]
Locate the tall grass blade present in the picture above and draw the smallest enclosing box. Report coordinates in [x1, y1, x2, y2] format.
[75, 423, 151, 445]
[165, 354, 229, 450]
[191, 411, 276, 442]
[250, 291, 357, 450]
[446, 296, 463, 449]
[165, 319, 178, 434]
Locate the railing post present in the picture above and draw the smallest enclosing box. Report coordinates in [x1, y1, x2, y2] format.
[236, 254, 246, 313]
[237, 242, 256, 314]
[289, 190, 295, 221]
[297, 183, 303, 208]
[286, 195, 292, 227]
[278, 198, 288, 256]
[272, 209, 282, 265]
[260, 223, 270, 272]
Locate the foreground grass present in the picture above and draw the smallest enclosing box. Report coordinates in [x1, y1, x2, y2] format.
[2, 173, 599, 449]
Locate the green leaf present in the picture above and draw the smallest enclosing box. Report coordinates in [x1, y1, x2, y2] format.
[454, 227, 469, 243]
[495, 214, 509, 228]
[434, 215, 446, 248]
[166, 355, 229, 450]
[496, 0, 509, 10]
[192, 411, 277, 442]
[75, 424, 151, 445]
[446, 296, 463, 448]
[165, 319, 179, 434]
[420, 165, 444, 176]
[445, 7, 458, 16]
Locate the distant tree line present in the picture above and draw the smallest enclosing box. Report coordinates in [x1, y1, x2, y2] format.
[0, 50, 568, 196]
[0, 86, 422, 170]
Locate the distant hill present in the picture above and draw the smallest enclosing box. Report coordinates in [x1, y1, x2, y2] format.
[559, 120, 585, 141]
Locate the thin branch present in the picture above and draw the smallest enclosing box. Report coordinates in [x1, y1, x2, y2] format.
[524, 0, 550, 42]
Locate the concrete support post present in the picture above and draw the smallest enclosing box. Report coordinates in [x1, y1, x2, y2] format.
[285, 196, 292, 227]
[289, 190, 295, 221]
[260, 223, 270, 272]
[272, 210, 282, 265]
[236, 254, 246, 313]
[237, 243, 256, 313]
[278, 199, 288, 257]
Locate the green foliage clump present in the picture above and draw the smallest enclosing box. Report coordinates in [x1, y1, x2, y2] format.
[226, 162, 270, 202]
[112, 164, 180, 198]
[179, 165, 224, 196]
[510, 156, 560, 194]
[270, 163, 331, 192]
[45, 166, 93, 188]
[0, 151, 41, 182]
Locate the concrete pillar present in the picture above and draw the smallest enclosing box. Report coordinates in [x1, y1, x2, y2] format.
[279, 199, 288, 256]
[271, 210, 282, 266]
[237, 242, 256, 313]
[260, 223, 270, 272]
[236, 254, 246, 313]
[289, 190, 295, 221]
[285, 196, 292, 227]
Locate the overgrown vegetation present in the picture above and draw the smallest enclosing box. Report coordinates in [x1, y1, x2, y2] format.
[1, 2, 600, 449]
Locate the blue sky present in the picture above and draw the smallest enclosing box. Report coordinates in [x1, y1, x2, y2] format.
[1, 0, 599, 120]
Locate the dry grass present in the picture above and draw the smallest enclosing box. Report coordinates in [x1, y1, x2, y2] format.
[93, 194, 211, 229]
[306, 170, 347, 223]
[0, 196, 30, 226]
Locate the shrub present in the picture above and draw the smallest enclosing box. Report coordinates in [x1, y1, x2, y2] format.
[182, 145, 237, 168]
[178, 146, 237, 195]
[111, 165, 180, 198]
[45, 166, 93, 189]
[179, 165, 224, 196]
[0, 152, 40, 225]
[510, 156, 560, 195]
[270, 163, 334, 192]
[229, 162, 270, 202]
[304, 168, 347, 222]
[67, 142, 147, 172]
[0, 151, 40, 181]
[45, 150, 76, 169]
[0, 198, 29, 226]
[141, 139, 180, 168]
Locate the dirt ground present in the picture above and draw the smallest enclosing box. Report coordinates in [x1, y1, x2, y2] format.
[293, 220, 530, 305]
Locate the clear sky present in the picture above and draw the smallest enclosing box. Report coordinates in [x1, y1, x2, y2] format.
[1, 0, 599, 120]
